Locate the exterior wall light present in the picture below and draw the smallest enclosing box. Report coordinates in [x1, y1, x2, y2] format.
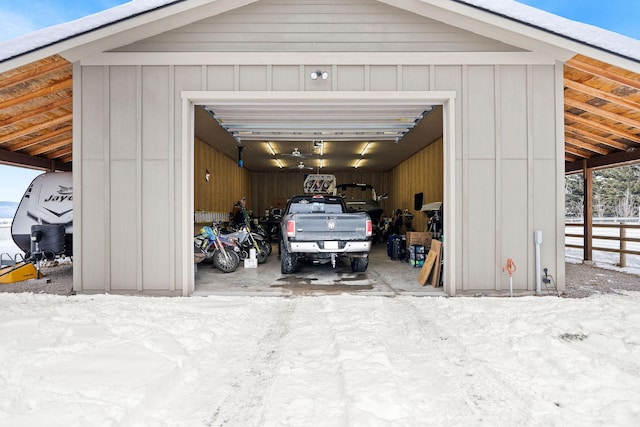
[310, 70, 329, 80]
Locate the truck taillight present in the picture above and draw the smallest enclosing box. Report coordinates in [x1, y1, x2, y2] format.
[366, 219, 372, 237]
[287, 220, 296, 237]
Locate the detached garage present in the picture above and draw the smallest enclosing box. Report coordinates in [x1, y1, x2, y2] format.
[1, 0, 639, 296]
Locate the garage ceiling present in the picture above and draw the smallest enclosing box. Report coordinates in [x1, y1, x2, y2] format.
[196, 101, 442, 172]
[1, 54, 639, 173]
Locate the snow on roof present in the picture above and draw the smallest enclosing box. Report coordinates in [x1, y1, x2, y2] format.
[458, 0, 640, 61]
[0, 0, 639, 64]
[0, 0, 181, 63]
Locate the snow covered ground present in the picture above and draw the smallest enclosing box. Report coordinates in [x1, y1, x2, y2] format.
[1, 292, 639, 426]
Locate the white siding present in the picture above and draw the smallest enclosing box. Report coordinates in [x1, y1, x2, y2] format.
[80, 67, 107, 291]
[114, 0, 523, 53]
[76, 2, 562, 295]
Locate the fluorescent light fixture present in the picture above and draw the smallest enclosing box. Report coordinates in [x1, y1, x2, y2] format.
[354, 158, 363, 168]
[266, 142, 276, 156]
[320, 159, 324, 169]
[360, 142, 371, 156]
[275, 159, 284, 168]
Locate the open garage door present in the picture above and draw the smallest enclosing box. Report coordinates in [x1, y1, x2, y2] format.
[182, 91, 457, 296]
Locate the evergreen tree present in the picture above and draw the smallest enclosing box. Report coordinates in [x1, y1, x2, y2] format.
[565, 173, 583, 218]
[565, 164, 640, 219]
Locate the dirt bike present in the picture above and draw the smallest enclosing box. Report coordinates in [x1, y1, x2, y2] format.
[194, 224, 241, 273]
[221, 221, 270, 263]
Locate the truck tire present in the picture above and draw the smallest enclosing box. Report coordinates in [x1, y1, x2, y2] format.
[280, 242, 297, 274]
[351, 256, 368, 273]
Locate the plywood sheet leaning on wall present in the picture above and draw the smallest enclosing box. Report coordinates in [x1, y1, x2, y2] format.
[418, 239, 441, 287]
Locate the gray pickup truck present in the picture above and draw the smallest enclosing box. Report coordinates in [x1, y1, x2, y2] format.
[279, 195, 372, 274]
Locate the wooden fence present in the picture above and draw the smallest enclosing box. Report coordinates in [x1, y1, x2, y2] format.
[565, 222, 640, 267]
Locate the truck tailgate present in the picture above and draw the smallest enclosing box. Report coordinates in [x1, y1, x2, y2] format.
[290, 213, 369, 240]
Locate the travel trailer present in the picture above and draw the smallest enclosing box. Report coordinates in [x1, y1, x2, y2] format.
[11, 172, 72, 257]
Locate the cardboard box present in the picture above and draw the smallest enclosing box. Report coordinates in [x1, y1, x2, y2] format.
[406, 232, 432, 248]
[244, 258, 258, 268]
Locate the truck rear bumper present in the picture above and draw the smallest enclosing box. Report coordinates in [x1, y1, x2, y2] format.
[289, 241, 371, 254]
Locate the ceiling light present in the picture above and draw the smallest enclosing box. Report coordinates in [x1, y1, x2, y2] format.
[266, 142, 276, 156]
[310, 70, 329, 80]
[354, 159, 363, 168]
[360, 142, 371, 156]
[320, 159, 324, 169]
[313, 140, 324, 156]
[275, 159, 284, 168]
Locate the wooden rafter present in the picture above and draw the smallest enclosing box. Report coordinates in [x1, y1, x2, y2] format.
[0, 55, 73, 169]
[0, 53, 638, 173]
[5, 126, 72, 151]
[564, 54, 640, 171]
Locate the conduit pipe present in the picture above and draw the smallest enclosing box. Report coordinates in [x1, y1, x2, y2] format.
[534, 230, 543, 295]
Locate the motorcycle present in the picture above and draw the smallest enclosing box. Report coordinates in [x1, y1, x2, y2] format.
[258, 208, 282, 243]
[221, 220, 270, 263]
[194, 224, 241, 273]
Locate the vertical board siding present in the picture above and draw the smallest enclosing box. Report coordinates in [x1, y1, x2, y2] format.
[467, 159, 497, 287]
[78, 4, 562, 295]
[110, 160, 138, 289]
[499, 66, 528, 159]
[80, 67, 106, 290]
[142, 66, 170, 160]
[109, 67, 137, 159]
[390, 139, 444, 233]
[501, 159, 529, 290]
[81, 160, 106, 290]
[467, 66, 496, 160]
[194, 137, 251, 217]
[142, 160, 171, 289]
[115, 0, 521, 53]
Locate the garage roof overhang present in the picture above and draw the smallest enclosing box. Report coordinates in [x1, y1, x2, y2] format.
[0, 0, 639, 173]
[2, 52, 638, 174]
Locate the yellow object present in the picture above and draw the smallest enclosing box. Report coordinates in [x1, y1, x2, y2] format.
[0, 262, 38, 284]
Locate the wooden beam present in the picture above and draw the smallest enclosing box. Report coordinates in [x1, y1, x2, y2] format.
[0, 148, 71, 171]
[0, 58, 70, 90]
[0, 113, 72, 144]
[565, 145, 591, 159]
[3, 126, 72, 150]
[565, 125, 631, 151]
[566, 148, 640, 172]
[47, 146, 73, 159]
[565, 134, 610, 155]
[564, 79, 640, 111]
[565, 112, 640, 144]
[0, 77, 72, 110]
[565, 98, 640, 129]
[583, 160, 593, 262]
[566, 58, 640, 90]
[27, 137, 72, 156]
[0, 97, 72, 127]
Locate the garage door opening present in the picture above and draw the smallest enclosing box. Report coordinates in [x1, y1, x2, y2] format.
[180, 92, 457, 296]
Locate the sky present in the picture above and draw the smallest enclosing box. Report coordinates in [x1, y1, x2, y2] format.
[1, 0, 639, 202]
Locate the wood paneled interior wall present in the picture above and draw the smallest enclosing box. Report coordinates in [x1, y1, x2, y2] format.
[250, 170, 393, 219]
[195, 136, 443, 231]
[391, 137, 443, 232]
[194, 136, 251, 216]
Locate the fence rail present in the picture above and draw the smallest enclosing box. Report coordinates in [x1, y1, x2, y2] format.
[565, 222, 640, 267]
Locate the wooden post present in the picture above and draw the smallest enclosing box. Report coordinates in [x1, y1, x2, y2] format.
[620, 223, 627, 267]
[582, 160, 593, 261]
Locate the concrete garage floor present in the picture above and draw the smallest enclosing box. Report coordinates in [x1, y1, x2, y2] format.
[194, 242, 447, 297]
